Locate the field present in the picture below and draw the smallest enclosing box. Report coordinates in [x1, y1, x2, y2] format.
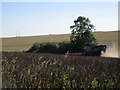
[2, 52, 120, 88]
[1, 31, 120, 88]
[1, 31, 119, 53]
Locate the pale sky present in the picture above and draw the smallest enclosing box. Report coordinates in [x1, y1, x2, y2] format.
[1, 2, 119, 37]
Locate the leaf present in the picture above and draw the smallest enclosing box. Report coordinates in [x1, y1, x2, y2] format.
[27, 69, 31, 75]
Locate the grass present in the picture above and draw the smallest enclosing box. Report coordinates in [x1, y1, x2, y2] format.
[1, 31, 119, 52]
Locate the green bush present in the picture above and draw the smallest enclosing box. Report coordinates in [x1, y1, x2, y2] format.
[57, 42, 73, 53]
[26, 43, 41, 53]
[26, 42, 74, 54]
[26, 42, 58, 53]
[36, 42, 57, 53]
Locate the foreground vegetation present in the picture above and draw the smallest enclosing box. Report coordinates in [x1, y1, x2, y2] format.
[2, 52, 120, 88]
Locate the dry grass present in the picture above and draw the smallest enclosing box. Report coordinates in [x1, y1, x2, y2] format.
[1, 31, 119, 52]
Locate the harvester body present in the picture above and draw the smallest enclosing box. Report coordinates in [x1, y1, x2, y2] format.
[82, 43, 107, 56]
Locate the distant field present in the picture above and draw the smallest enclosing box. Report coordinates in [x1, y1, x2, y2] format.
[1, 31, 119, 54]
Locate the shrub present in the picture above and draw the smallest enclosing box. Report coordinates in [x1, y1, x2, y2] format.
[36, 42, 57, 53]
[26, 43, 41, 53]
[26, 41, 82, 54]
[57, 42, 73, 53]
[26, 42, 74, 54]
[26, 42, 58, 53]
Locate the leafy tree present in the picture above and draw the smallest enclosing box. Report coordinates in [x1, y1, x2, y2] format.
[70, 16, 97, 52]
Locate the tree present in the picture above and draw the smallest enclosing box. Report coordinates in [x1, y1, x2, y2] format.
[70, 16, 97, 52]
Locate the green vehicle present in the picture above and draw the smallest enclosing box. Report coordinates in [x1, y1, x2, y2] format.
[82, 43, 107, 56]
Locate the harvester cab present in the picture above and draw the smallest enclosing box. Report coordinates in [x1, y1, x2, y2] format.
[82, 43, 107, 56]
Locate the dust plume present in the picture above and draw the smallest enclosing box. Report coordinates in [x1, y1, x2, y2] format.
[101, 43, 118, 58]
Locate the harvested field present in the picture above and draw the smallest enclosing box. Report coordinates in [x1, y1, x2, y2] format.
[2, 52, 120, 88]
[1, 31, 119, 53]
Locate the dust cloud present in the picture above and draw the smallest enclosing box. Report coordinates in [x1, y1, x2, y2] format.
[101, 43, 119, 58]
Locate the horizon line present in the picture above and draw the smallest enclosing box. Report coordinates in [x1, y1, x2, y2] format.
[1, 30, 119, 38]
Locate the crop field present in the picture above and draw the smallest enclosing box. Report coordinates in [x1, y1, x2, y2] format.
[1, 31, 120, 88]
[2, 52, 120, 88]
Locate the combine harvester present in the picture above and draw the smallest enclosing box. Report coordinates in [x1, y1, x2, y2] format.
[66, 43, 107, 56]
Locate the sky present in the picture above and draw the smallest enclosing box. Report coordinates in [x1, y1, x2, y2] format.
[118, 2, 120, 30]
[1, 2, 119, 37]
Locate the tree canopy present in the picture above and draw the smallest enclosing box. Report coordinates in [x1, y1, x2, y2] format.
[70, 16, 97, 52]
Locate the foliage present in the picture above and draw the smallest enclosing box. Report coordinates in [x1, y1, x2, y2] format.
[57, 42, 73, 53]
[70, 16, 97, 52]
[26, 43, 41, 53]
[26, 42, 58, 53]
[2, 52, 120, 88]
[36, 42, 57, 53]
[26, 42, 74, 54]
[90, 79, 99, 88]
[26, 16, 98, 54]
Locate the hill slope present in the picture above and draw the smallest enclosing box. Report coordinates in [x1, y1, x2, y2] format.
[1, 31, 119, 52]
